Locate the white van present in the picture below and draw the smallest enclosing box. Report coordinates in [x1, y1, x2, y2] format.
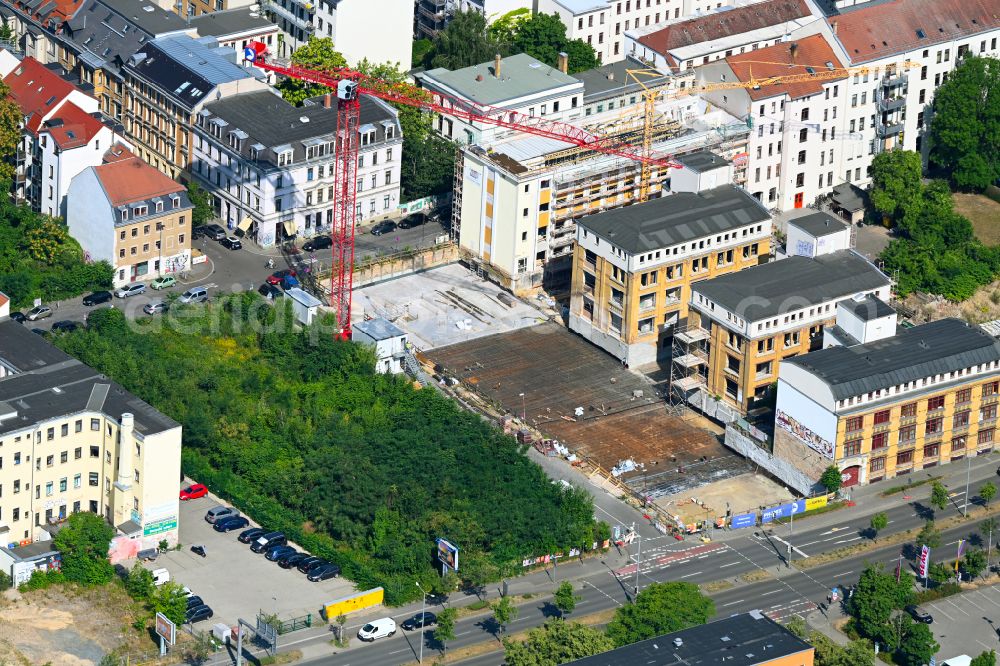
[358, 617, 396, 641]
[179, 286, 208, 304]
[151, 568, 170, 586]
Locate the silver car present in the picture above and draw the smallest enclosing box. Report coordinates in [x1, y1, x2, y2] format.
[143, 301, 169, 315]
[26, 305, 52, 321]
[115, 283, 146, 298]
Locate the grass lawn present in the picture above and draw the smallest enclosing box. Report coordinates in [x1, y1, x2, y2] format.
[954, 192, 1000, 246]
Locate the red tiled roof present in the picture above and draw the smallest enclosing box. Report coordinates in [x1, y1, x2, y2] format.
[41, 102, 105, 149]
[725, 34, 847, 101]
[10, 0, 83, 28]
[831, 0, 1000, 64]
[2, 57, 78, 134]
[103, 143, 137, 164]
[92, 157, 184, 208]
[638, 0, 811, 62]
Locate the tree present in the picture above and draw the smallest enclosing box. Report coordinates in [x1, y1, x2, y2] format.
[869, 512, 888, 543]
[916, 520, 942, 550]
[400, 133, 456, 201]
[502, 619, 614, 666]
[819, 466, 842, 494]
[187, 181, 213, 227]
[553, 581, 578, 618]
[971, 650, 997, 666]
[434, 607, 457, 656]
[52, 512, 114, 586]
[276, 37, 348, 106]
[152, 581, 189, 627]
[927, 561, 953, 584]
[930, 56, 1000, 191]
[848, 563, 913, 645]
[125, 564, 155, 602]
[810, 632, 875, 666]
[964, 548, 988, 579]
[508, 13, 598, 74]
[487, 7, 531, 45]
[981, 481, 998, 508]
[0, 81, 22, 179]
[183, 631, 215, 666]
[492, 595, 518, 638]
[930, 482, 950, 512]
[428, 11, 506, 70]
[870, 150, 925, 223]
[895, 620, 939, 666]
[606, 582, 715, 647]
[981, 517, 999, 569]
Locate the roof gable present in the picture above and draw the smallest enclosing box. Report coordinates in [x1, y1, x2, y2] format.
[92, 156, 184, 206]
[726, 34, 846, 101]
[41, 102, 105, 148]
[3, 57, 79, 133]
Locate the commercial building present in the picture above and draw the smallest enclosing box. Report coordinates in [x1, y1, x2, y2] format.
[192, 89, 401, 245]
[564, 610, 814, 666]
[568, 153, 771, 367]
[67, 146, 193, 286]
[699, 35, 851, 210]
[0, 317, 182, 550]
[122, 34, 269, 179]
[674, 231, 891, 419]
[775, 317, 1000, 489]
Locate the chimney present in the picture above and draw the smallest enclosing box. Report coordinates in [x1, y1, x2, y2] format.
[831, 19, 838, 35]
[494, 53, 502, 78]
[323, 92, 331, 108]
[789, 42, 799, 65]
[116, 413, 135, 489]
[557, 51, 568, 74]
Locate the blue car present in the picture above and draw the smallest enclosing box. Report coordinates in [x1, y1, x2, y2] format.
[213, 516, 250, 532]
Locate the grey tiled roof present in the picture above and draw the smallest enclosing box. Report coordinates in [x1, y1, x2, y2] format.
[788, 211, 848, 238]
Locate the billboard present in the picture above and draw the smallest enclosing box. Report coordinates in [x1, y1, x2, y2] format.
[155, 612, 176, 646]
[437, 538, 459, 572]
[805, 495, 828, 511]
[918, 546, 930, 578]
[760, 500, 806, 524]
[730, 512, 757, 529]
[323, 587, 384, 621]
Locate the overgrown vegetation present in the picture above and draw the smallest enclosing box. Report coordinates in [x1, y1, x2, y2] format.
[56, 303, 603, 605]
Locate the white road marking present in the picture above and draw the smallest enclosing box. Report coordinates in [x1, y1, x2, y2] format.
[721, 599, 745, 607]
[944, 598, 970, 615]
[761, 589, 783, 596]
[830, 571, 855, 578]
[719, 561, 740, 568]
[833, 536, 863, 545]
[679, 571, 703, 578]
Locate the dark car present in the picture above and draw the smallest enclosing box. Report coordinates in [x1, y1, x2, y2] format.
[265, 545, 296, 562]
[401, 612, 437, 631]
[238, 527, 268, 544]
[192, 225, 209, 240]
[307, 564, 341, 582]
[303, 235, 333, 251]
[250, 531, 287, 554]
[213, 516, 250, 532]
[50, 320, 80, 333]
[204, 224, 227, 240]
[278, 552, 310, 569]
[296, 556, 325, 574]
[371, 220, 396, 236]
[266, 269, 296, 286]
[186, 595, 204, 609]
[186, 604, 214, 623]
[82, 291, 113, 306]
[220, 236, 242, 250]
[905, 605, 933, 624]
[9, 312, 25, 323]
[398, 213, 427, 229]
[258, 283, 284, 300]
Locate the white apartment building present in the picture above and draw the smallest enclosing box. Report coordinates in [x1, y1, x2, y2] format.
[300, 0, 412, 69]
[699, 35, 851, 210]
[192, 90, 402, 246]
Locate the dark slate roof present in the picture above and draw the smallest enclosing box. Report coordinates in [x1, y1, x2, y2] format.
[675, 150, 731, 173]
[0, 320, 179, 437]
[564, 612, 813, 666]
[784, 318, 1000, 401]
[578, 185, 769, 255]
[841, 294, 895, 322]
[200, 90, 400, 169]
[831, 182, 866, 212]
[188, 7, 275, 39]
[693, 250, 891, 321]
[573, 56, 671, 103]
[789, 211, 848, 238]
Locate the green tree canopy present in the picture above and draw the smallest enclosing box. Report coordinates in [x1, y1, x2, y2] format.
[553, 581, 578, 617]
[811, 632, 876, 666]
[981, 481, 997, 507]
[606, 582, 715, 647]
[0, 82, 21, 180]
[52, 512, 114, 586]
[870, 149, 925, 223]
[930, 482, 950, 512]
[152, 581, 189, 627]
[277, 37, 348, 106]
[428, 11, 507, 70]
[895, 619, 939, 666]
[972, 650, 997, 666]
[916, 520, 942, 550]
[869, 512, 888, 542]
[964, 548, 988, 579]
[819, 466, 842, 494]
[434, 607, 458, 655]
[502, 619, 614, 666]
[848, 563, 913, 645]
[493, 595, 518, 637]
[125, 563, 155, 602]
[508, 13, 599, 74]
[930, 56, 1000, 191]
[187, 181, 214, 227]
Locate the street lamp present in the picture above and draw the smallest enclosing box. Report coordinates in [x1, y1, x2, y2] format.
[519, 392, 526, 421]
[633, 534, 642, 598]
[415, 581, 427, 664]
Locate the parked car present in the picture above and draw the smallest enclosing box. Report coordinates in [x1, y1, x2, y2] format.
[178, 287, 208, 304]
[137, 548, 158, 562]
[191, 545, 207, 558]
[238, 527, 268, 544]
[152, 568, 170, 586]
[220, 236, 242, 250]
[266, 269, 296, 286]
[398, 213, 427, 229]
[26, 305, 52, 321]
[115, 283, 146, 298]
[307, 564, 341, 582]
[265, 545, 296, 562]
[251, 532, 287, 554]
[213, 516, 250, 532]
[186, 604, 214, 623]
[370, 220, 396, 236]
[905, 605, 933, 624]
[401, 612, 437, 631]
[9, 311, 25, 323]
[151, 276, 176, 290]
[281, 275, 300, 290]
[179, 484, 208, 500]
[278, 552, 310, 569]
[358, 618, 396, 641]
[192, 225, 210, 240]
[143, 301, 169, 315]
[303, 235, 333, 251]
[82, 290, 113, 306]
[186, 595, 204, 609]
[258, 283, 283, 301]
[204, 224, 227, 240]
[205, 506, 240, 524]
[50, 320, 80, 333]
[296, 556, 324, 574]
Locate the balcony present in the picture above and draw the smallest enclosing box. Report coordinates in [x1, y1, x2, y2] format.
[883, 72, 908, 89]
[878, 96, 906, 112]
[268, 1, 312, 29]
[878, 122, 904, 138]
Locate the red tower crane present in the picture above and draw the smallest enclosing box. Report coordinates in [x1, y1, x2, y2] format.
[244, 43, 677, 337]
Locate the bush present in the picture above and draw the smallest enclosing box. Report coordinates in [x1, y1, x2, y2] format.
[19, 569, 65, 591]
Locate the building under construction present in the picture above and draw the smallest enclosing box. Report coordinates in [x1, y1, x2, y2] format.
[452, 96, 751, 296]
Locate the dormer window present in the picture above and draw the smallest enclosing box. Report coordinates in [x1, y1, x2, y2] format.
[133, 205, 147, 217]
[277, 150, 293, 166]
[170, 195, 180, 208]
[120, 208, 128, 221]
[385, 125, 394, 139]
[155, 200, 163, 213]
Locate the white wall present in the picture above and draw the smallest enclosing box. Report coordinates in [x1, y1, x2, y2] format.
[66, 168, 115, 264]
[774, 372, 837, 458]
[315, 0, 413, 69]
[786, 224, 850, 258]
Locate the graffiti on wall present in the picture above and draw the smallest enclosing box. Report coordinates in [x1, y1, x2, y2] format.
[776, 408, 835, 459]
[163, 252, 190, 274]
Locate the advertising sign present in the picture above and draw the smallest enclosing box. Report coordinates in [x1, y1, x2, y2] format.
[761, 500, 806, 523]
[143, 518, 178, 537]
[805, 495, 828, 511]
[323, 587, 384, 620]
[730, 512, 757, 529]
[776, 408, 835, 458]
[155, 612, 176, 646]
[918, 545, 930, 578]
[437, 538, 459, 572]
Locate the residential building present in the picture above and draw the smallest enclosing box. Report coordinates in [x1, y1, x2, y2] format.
[626, 0, 817, 74]
[782, 210, 851, 259]
[173, 0, 255, 19]
[122, 34, 269, 179]
[415, 0, 533, 40]
[0, 318, 182, 550]
[775, 317, 1000, 489]
[699, 35, 851, 210]
[0, 55, 125, 217]
[191, 89, 402, 245]
[674, 245, 891, 419]
[564, 610, 814, 666]
[67, 146, 193, 286]
[353, 318, 408, 374]
[568, 153, 771, 367]
[187, 7, 281, 59]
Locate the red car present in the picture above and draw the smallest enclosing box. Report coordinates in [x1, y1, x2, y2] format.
[180, 484, 208, 500]
[266, 269, 296, 286]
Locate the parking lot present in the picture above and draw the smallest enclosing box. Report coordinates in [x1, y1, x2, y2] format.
[141, 482, 356, 628]
[916, 583, 1000, 661]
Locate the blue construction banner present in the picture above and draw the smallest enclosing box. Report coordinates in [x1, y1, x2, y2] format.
[761, 500, 806, 523]
[730, 512, 757, 529]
